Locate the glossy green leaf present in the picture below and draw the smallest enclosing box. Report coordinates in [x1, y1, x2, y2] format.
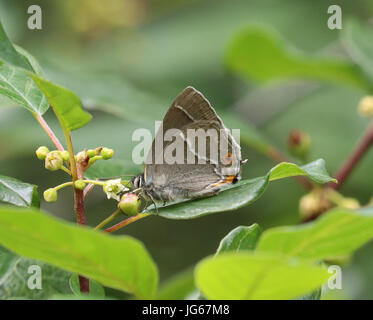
[0, 206, 158, 299]
[69, 274, 105, 299]
[30, 75, 92, 131]
[216, 224, 261, 255]
[343, 19, 373, 83]
[190, 224, 262, 300]
[269, 159, 337, 184]
[226, 28, 369, 90]
[0, 22, 47, 114]
[195, 252, 329, 300]
[85, 159, 142, 180]
[152, 177, 267, 219]
[0, 62, 48, 114]
[0, 174, 39, 208]
[0, 21, 31, 70]
[0, 246, 72, 299]
[256, 207, 373, 260]
[15, 45, 44, 76]
[151, 159, 335, 219]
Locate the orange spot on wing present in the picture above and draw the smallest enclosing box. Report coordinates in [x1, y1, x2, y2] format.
[211, 175, 236, 188]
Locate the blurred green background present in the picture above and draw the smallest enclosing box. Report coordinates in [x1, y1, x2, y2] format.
[1, 0, 373, 299]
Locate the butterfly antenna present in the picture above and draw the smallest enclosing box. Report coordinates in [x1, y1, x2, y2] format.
[96, 174, 137, 181]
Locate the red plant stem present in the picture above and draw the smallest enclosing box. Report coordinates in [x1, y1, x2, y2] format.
[74, 162, 89, 293]
[330, 120, 373, 190]
[104, 213, 150, 233]
[74, 188, 89, 293]
[74, 189, 87, 225]
[34, 112, 89, 293]
[61, 130, 89, 293]
[35, 114, 64, 151]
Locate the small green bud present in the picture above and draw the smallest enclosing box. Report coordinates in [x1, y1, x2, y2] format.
[60, 150, 70, 161]
[43, 188, 57, 202]
[358, 96, 373, 117]
[45, 151, 63, 171]
[35, 146, 50, 160]
[87, 149, 97, 158]
[101, 147, 114, 160]
[287, 129, 311, 159]
[74, 180, 86, 190]
[118, 193, 141, 216]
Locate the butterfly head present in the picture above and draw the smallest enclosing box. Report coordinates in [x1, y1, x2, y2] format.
[131, 173, 145, 189]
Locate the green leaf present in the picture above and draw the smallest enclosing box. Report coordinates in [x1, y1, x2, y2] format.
[343, 19, 373, 83]
[0, 174, 39, 208]
[226, 28, 369, 90]
[0, 246, 72, 300]
[0, 26, 47, 114]
[85, 159, 142, 180]
[0, 21, 31, 70]
[69, 274, 105, 299]
[156, 269, 195, 300]
[195, 252, 329, 300]
[190, 224, 262, 300]
[30, 75, 92, 131]
[152, 176, 267, 219]
[0, 206, 158, 299]
[216, 224, 261, 255]
[269, 159, 337, 184]
[15, 45, 44, 76]
[0, 21, 47, 114]
[151, 159, 335, 219]
[256, 207, 373, 261]
[0, 62, 48, 114]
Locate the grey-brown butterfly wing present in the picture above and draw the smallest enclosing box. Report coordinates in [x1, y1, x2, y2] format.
[144, 86, 242, 202]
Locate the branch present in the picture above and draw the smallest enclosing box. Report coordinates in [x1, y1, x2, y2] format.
[104, 213, 150, 233]
[62, 130, 89, 293]
[34, 114, 64, 151]
[34, 112, 90, 293]
[330, 120, 373, 190]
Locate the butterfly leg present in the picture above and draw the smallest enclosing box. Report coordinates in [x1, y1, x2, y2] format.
[146, 191, 158, 215]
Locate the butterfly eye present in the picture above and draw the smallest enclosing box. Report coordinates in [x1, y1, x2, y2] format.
[222, 153, 233, 165]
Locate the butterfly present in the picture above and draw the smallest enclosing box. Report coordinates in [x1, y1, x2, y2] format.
[131, 86, 246, 210]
